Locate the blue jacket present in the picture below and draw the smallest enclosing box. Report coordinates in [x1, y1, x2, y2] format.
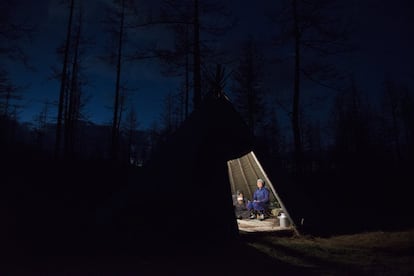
[253, 187, 270, 204]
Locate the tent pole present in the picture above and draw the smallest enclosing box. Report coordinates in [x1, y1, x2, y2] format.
[227, 160, 237, 194]
[237, 157, 253, 199]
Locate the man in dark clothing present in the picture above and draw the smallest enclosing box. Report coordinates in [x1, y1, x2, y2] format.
[246, 179, 270, 220]
[233, 191, 249, 219]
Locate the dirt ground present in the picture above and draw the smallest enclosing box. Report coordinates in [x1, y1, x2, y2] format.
[2, 228, 413, 275]
[243, 227, 414, 275]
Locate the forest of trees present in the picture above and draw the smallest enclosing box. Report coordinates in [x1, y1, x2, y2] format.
[1, 0, 413, 176]
[1, 1, 414, 245]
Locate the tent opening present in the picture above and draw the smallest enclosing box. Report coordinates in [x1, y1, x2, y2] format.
[227, 151, 296, 234]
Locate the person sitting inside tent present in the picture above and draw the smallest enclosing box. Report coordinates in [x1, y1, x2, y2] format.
[247, 179, 270, 221]
[233, 191, 250, 220]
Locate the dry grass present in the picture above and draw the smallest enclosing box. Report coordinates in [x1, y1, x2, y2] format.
[245, 228, 414, 275]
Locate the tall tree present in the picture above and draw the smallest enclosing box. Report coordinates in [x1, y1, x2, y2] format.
[0, 1, 33, 146]
[55, 0, 75, 159]
[102, 0, 141, 161]
[0, 0, 34, 67]
[231, 37, 266, 136]
[156, 17, 192, 119]
[272, 0, 351, 171]
[63, 5, 90, 159]
[380, 79, 414, 163]
[51, 1, 90, 159]
[0, 73, 22, 145]
[110, 0, 125, 161]
[0, 72, 22, 119]
[157, 0, 234, 113]
[330, 76, 371, 166]
[192, 0, 201, 109]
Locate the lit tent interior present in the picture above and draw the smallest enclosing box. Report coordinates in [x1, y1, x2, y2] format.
[228, 151, 297, 234]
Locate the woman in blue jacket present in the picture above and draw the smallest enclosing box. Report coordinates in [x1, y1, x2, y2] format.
[247, 179, 270, 220]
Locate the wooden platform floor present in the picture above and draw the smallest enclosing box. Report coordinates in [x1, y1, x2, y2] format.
[237, 217, 293, 233]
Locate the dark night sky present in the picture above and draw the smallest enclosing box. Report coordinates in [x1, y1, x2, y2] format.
[5, 0, 414, 130]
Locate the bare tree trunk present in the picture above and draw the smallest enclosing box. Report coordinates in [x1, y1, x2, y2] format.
[117, 91, 126, 140]
[65, 15, 81, 159]
[185, 22, 190, 118]
[55, 0, 74, 160]
[193, 0, 201, 110]
[232, 37, 265, 137]
[111, 0, 125, 161]
[63, 70, 70, 155]
[292, 0, 303, 172]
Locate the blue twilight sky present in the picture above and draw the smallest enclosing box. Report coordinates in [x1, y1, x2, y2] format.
[4, 0, 414, 130]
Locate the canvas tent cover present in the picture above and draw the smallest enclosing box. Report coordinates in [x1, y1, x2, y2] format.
[106, 95, 297, 251]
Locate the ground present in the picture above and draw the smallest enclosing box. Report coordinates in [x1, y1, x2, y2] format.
[2, 228, 413, 275]
[243, 227, 414, 275]
[237, 217, 294, 232]
[1, 158, 413, 275]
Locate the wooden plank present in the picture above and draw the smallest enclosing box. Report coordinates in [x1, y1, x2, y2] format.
[237, 217, 294, 233]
